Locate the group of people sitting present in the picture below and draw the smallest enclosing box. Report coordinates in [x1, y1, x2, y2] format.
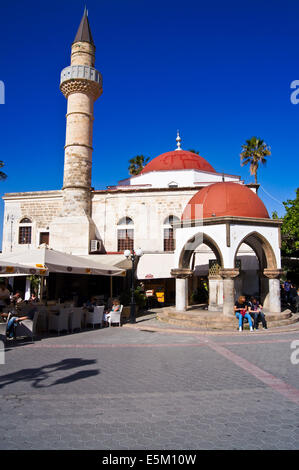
[234, 296, 267, 332]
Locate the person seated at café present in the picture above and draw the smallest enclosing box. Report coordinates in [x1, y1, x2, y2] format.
[3, 306, 37, 340]
[234, 295, 253, 332]
[85, 296, 97, 311]
[248, 297, 267, 330]
[103, 298, 121, 327]
[11, 291, 23, 305]
[29, 292, 39, 303]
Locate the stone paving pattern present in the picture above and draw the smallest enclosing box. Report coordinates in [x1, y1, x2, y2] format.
[0, 322, 298, 450]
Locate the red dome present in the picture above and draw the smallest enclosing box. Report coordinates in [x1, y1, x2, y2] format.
[182, 182, 269, 220]
[140, 150, 216, 174]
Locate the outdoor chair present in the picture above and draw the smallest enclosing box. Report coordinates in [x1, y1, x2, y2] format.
[0, 312, 13, 341]
[15, 311, 39, 342]
[69, 307, 83, 333]
[86, 305, 104, 328]
[48, 307, 71, 335]
[0, 320, 7, 342]
[35, 305, 49, 333]
[108, 305, 123, 327]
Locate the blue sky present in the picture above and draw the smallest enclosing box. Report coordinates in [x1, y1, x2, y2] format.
[0, 0, 298, 247]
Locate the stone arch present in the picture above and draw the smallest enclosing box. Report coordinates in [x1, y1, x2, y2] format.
[233, 231, 277, 271]
[179, 232, 224, 270]
[163, 215, 180, 225]
[117, 216, 134, 226]
[19, 217, 32, 224]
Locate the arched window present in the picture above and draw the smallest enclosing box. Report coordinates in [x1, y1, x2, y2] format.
[19, 218, 32, 244]
[117, 217, 134, 226]
[163, 215, 179, 251]
[117, 217, 134, 251]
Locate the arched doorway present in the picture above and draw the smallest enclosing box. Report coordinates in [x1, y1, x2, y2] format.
[172, 232, 224, 312]
[233, 231, 281, 312]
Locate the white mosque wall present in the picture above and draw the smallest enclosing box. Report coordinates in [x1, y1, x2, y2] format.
[2, 192, 62, 254]
[120, 169, 240, 189]
[91, 189, 197, 252]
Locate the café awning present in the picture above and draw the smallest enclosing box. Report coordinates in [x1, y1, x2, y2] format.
[79, 254, 131, 270]
[0, 246, 126, 277]
[0, 259, 47, 276]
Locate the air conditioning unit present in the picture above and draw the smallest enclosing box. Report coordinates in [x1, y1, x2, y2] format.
[90, 240, 102, 253]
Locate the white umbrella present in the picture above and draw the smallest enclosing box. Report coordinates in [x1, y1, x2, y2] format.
[0, 259, 47, 276]
[0, 246, 125, 277]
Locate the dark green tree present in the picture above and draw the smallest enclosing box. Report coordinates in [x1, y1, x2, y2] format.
[0, 161, 7, 180]
[280, 188, 299, 256]
[128, 155, 150, 176]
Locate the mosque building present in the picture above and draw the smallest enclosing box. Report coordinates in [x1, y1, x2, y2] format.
[1, 11, 283, 316]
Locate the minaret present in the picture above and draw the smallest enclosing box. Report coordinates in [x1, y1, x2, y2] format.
[50, 10, 102, 254]
[61, 8, 102, 216]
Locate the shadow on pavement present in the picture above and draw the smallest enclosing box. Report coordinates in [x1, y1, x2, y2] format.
[0, 358, 100, 389]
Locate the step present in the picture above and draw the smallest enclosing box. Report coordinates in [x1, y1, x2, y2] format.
[157, 310, 299, 331]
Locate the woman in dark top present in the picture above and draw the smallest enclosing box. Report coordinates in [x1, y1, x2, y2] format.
[234, 295, 253, 332]
[248, 297, 267, 329]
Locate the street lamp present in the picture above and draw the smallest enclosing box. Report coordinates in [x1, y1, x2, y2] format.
[124, 248, 143, 323]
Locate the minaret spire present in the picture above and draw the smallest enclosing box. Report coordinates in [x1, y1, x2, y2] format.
[73, 7, 94, 45]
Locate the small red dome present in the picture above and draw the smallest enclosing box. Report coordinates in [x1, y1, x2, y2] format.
[140, 150, 216, 174]
[182, 182, 269, 220]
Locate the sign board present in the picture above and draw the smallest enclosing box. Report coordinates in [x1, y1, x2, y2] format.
[146, 290, 154, 297]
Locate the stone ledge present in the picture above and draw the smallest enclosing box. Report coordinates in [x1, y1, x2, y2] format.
[156, 308, 298, 331]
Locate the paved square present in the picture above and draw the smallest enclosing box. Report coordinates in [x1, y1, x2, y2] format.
[0, 325, 298, 450]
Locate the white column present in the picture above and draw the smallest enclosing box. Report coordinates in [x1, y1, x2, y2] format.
[263, 269, 282, 314]
[222, 278, 235, 316]
[220, 269, 240, 317]
[208, 277, 222, 311]
[175, 278, 188, 311]
[268, 278, 281, 313]
[234, 274, 243, 302]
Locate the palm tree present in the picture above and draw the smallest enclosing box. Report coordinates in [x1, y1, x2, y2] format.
[240, 137, 271, 184]
[0, 161, 7, 180]
[128, 155, 150, 176]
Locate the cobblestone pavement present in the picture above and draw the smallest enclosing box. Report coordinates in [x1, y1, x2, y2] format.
[0, 322, 298, 450]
